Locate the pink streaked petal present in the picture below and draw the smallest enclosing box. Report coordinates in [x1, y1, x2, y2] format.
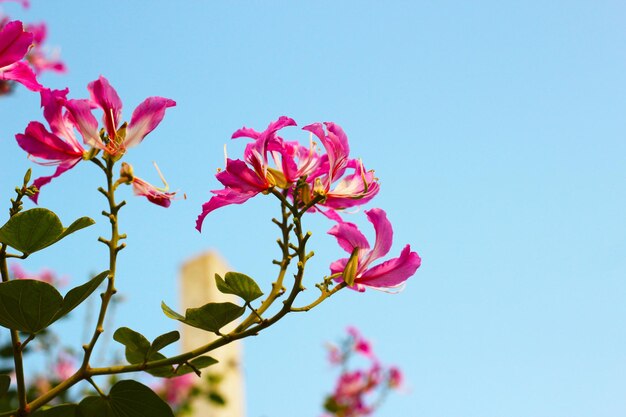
[362, 208, 393, 265]
[88, 76, 122, 138]
[16, 121, 83, 162]
[0, 61, 42, 91]
[40, 88, 79, 147]
[0, 21, 32, 68]
[231, 126, 261, 140]
[31, 159, 81, 203]
[196, 189, 259, 232]
[65, 98, 103, 149]
[358, 245, 421, 289]
[124, 96, 176, 149]
[324, 180, 380, 209]
[131, 177, 175, 208]
[217, 158, 268, 192]
[330, 258, 348, 275]
[328, 221, 370, 253]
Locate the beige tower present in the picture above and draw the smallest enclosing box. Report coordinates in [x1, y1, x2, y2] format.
[180, 252, 245, 417]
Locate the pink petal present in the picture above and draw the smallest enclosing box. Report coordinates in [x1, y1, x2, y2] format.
[0, 21, 32, 68]
[303, 122, 350, 183]
[362, 208, 393, 266]
[124, 96, 176, 149]
[131, 177, 175, 208]
[88, 76, 122, 138]
[358, 245, 421, 289]
[16, 121, 83, 162]
[40, 88, 79, 147]
[328, 221, 371, 254]
[216, 158, 268, 193]
[0, 61, 42, 91]
[196, 189, 258, 232]
[65, 98, 103, 149]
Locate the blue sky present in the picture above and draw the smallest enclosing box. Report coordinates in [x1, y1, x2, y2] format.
[1, 1, 626, 416]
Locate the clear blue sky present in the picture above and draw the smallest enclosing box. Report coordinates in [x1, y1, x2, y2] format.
[1, 1, 626, 416]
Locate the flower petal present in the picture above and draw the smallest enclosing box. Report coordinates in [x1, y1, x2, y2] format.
[0, 61, 42, 91]
[0, 21, 32, 68]
[357, 245, 421, 289]
[328, 221, 371, 254]
[362, 208, 393, 265]
[124, 96, 176, 149]
[88, 76, 122, 138]
[131, 177, 175, 208]
[196, 189, 258, 232]
[16, 121, 83, 162]
[216, 158, 269, 193]
[65, 98, 103, 149]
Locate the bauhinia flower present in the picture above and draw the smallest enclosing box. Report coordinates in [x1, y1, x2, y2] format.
[25, 22, 66, 75]
[0, 20, 42, 92]
[195, 116, 296, 231]
[65, 75, 176, 158]
[15, 88, 87, 201]
[328, 208, 421, 292]
[119, 162, 176, 208]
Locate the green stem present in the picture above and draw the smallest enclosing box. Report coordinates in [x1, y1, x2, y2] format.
[0, 246, 27, 415]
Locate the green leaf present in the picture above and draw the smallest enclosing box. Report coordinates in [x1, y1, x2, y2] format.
[0, 280, 63, 333]
[184, 302, 245, 333]
[113, 327, 151, 364]
[176, 356, 218, 376]
[0, 209, 94, 254]
[149, 330, 180, 355]
[208, 391, 226, 406]
[32, 404, 78, 417]
[77, 396, 112, 417]
[77, 381, 173, 417]
[0, 375, 9, 398]
[162, 301, 244, 334]
[215, 272, 263, 303]
[161, 301, 185, 321]
[51, 271, 108, 323]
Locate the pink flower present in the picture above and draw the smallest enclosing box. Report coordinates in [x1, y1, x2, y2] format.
[0, 20, 42, 92]
[155, 374, 195, 408]
[119, 162, 176, 208]
[25, 22, 66, 74]
[303, 123, 380, 212]
[328, 208, 421, 292]
[195, 116, 296, 231]
[388, 367, 403, 388]
[347, 326, 374, 358]
[65, 76, 175, 157]
[9, 263, 67, 287]
[15, 88, 86, 201]
[53, 352, 76, 381]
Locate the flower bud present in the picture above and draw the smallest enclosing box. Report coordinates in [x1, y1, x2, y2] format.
[119, 162, 134, 184]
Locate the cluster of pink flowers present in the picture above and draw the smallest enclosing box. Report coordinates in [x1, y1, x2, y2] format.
[9, 263, 66, 286]
[197, 116, 421, 291]
[0, 0, 66, 95]
[14, 76, 176, 205]
[323, 327, 403, 417]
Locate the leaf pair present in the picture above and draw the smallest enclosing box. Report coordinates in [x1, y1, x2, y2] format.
[113, 327, 217, 377]
[0, 271, 108, 334]
[0, 208, 94, 255]
[161, 272, 263, 333]
[32, 380, 173, 417]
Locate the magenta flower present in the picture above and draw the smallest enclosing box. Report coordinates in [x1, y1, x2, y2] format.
[65, 76, 175, 157]
[328, 208, 421, 292]
[0, 20, 42, 92]
[195, 116, 296, 231]
[25, 22, 66, 74]
[15, 88, 86, 201]
[10, 263, 67, 287]
[119, 162, 176, 208]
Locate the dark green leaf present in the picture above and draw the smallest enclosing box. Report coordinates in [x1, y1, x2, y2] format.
[208, 391, 226, 406]
[33, 404, 78, 417]
[51, 271, 108, 323]
[0, 280, 63, 333]
[215, 272, 263, 303]
[149, 330, 180, 355]
[113, 327, 150, 364]
[184, 302, 245, 333]
[110, 380, 173, 417]
[176, 356, 218, 376]
[0, 375, 9, 398]
[77, 396, 112, 417]
[0, 209, 94, 254]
